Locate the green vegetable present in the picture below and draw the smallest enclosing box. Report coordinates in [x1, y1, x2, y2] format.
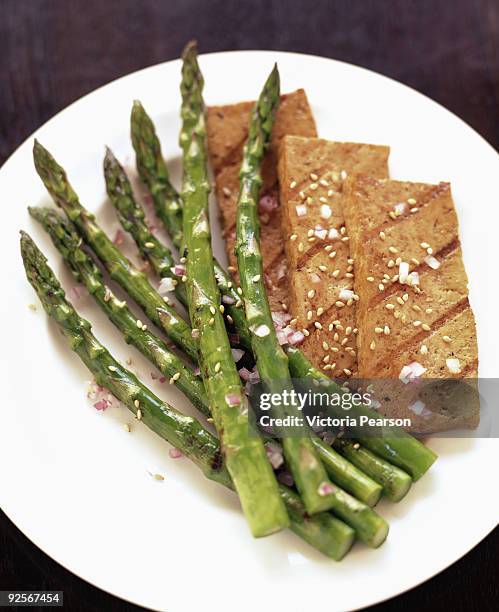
[20, 231, 354, 560]
[333, 439, 412, 502]
[32, 140, 198, 362]
[179, 41, 289, 538]
[234, 63, 342, 516]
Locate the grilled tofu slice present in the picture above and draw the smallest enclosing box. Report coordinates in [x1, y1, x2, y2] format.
[342, 176, 479, 431]
[278, 136, 390, 377]
[206, 90, 317, 310]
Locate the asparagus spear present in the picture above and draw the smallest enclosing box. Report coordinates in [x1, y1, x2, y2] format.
[286, 346, 438, 481]
[29, 206, 207, 414]
[20, 231, 354, 560]
[333, 439, 412, 502]
[103, 147, 189, 308]
[234, 65, 343, 517]
[32, 140, 198, 362]
[33, 207, 384, 519]
[179, 41, 289, 537]
[131, 100, 251, 349]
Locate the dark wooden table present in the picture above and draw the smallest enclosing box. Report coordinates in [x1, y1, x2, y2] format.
[1, 1, 497, 610]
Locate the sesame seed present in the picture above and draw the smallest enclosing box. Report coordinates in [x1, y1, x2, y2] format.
[396, 297, 404, 305]
[235, 300, 243, 308]
[413, 320, 422, 327]
[227, 315, 233, 324]
[290, 233, 297, 241]
[370, 340, 376, 350]
[108, 365, 117, 372]
[299, 191, 306, 200]
[420, 242, 430, 249]
[222, 187, 232, 196]
[252, 274, 261, 282]
[136, 319, 143, 328]
[214, 362, 221, 373]
[389, 246, 398, 254]
[411, 258, 420, 265]
[413, 304, 422, 312]
[375, 327, 383, 334]
[307, 289, 315, 299]
[426, 308, 433, 314]
[319, 265, 327, 272]
[403, 293, 409, 302]
[335, 301, 345, 308]
[303, 329, 310, 336]
[314, 322, 323, 329]
[386, 303, 395, 310]
[422, 323, 431, 331]
[378, 284, 385, 291]
[317, 307, 324, 316]
[325, 245, 333, 252]
[123, 423, 131, 432]
[329, 252, 337, 259]
[136, 409, 142, 421]
[310, 183, 318, 191]
[145, 241, 155, 248]
[367, 276, 374, 282]
[290, 180, 297, 189]
[320, 178, 329, 187]
[237, 287, 243, 295]
[427, 247, 433, 255]
[410, 207, 419, 213]
[379, 231, 386, 240]
[310, 172, 318, 181]
[443, 335, 452, 343]
[341, 170, 348, 180]
[298, 242, 304, 252]
[407, 198, 417, 204]
[327, 189, 335, 196]
[387, 260, 395, 268]
[384, 325, 390, 335]
[420, 344, 428, 355]
[209, 317, 215, 325]
[307, 310, 313, 320]
[343, 368, 352, 376]
[219, 305, 225, 314]
[332, 269, 340, 278]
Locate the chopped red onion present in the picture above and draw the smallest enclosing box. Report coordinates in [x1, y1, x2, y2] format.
[276, 329, 289, 345]
[266, 443, 284, 469]
[407, 271, 420, 286]
[191, 328, 200, 339]
[295, 204, 307, 217]
[276, 262, 287, 281]
[158, 277, 176, 295]
[113, 229, 125, 246]
[394, 202, 407, 215]
[271, 311, 292, 329]
[170, 264, 186, 277]
[222, 294, 236, 305]
[231, 348, 244, 363]
[317, 482, 335, 496]
[446, 358, 462, 374]
[425, 255, 441, 270]
[399, 361, 426, 384]
[328, 228, 339, 240]
[320, 204, 332, 219]
[93, 399, 110, 411]
[259, 194, 278, 213]
[169, 448, 183, 459]
[277, 471, 294, 487]
[238, 367, 251, 382]
[287, 330, 305, 346]
[398, 261, 409, 284]
[228, 333, 240, 345]
[225, 393, 242, 406]
[310, 273, 321, 283]
[409, 400, 431, 416]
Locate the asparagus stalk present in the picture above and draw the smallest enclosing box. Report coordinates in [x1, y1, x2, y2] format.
[179, 41, 289, 537]
[32, 140, 198, 362]
[20, 231, 354, 560]
[103, 147, 189, 308]
[333, 439, 412, 502]
[131, 100, 251, 350]
[286, 346, 437, 481]
[29, 206, 208, 414]
[234, 64, 344, 517]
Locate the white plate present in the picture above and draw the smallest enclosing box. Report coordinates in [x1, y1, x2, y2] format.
[1, 50, 498, 612]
